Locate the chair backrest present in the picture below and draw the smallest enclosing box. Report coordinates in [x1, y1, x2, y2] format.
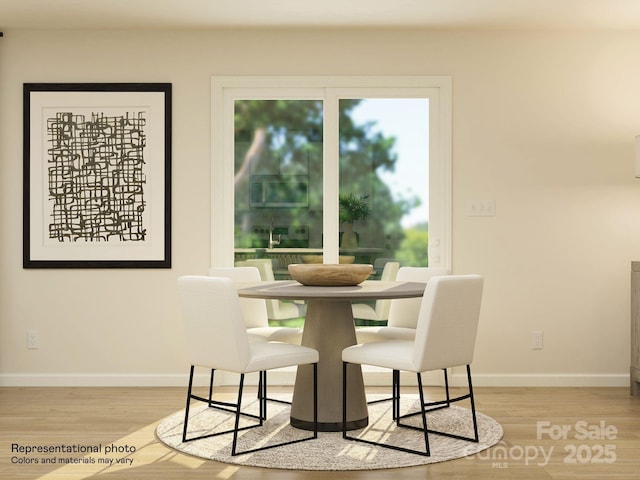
[373, 261, 400, 319]
[373, 257, 396, 271]
[387, 267, 450, 328]
[241, 258, 276, 280]
[208, 266, 269, 329]
[235, 259, 282, 319]
[412, 275, 484, 372]
[177, 276, 251, 372]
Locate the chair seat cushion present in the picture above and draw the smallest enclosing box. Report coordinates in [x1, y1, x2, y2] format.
[247, 327, 302, 344]
[269, 301, 307, 321]
[245, 341, 319, 372]
[342, 340, 416, 372]
[355, 326, 416, 343]
[351, 303, 378, 321]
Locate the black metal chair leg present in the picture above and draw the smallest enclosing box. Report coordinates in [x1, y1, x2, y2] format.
[367, 369, 396, 406]
[467, 364, 479, 442]
[312, 363, 318, 438]
[344, 363, 480, 457]
[231, 374, 248, 456]
[416, 370, 431, 456]
[183, 363, 318, 454]
[258, 369, 292, 407]
[342, 361, 348, 439]
[182, 365, 195, 442]
[183, 367, 262, 444]
[232, 363, 319, 456]
[393, 369, 400, 421]
[208, 369, 215, 406]
[343, 361, 430, 456]
[443, 368, 451, 407]
[260, 371, 267, 420]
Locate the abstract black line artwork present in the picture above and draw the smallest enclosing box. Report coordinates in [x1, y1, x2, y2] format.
[47, 111, 147, 243]
[24, 83, 172, 268]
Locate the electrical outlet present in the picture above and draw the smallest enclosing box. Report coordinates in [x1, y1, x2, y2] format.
[531, 331, 543, 350]
[27, 330, 39, 349]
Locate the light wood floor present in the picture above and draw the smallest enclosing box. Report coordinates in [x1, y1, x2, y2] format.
[1, 386, 639, 479]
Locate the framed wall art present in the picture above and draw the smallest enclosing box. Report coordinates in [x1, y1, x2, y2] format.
[23, 83, 172, 268]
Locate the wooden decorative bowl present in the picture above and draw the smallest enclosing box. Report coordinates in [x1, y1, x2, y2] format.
[288, 263, 373, 286]
[301, 255, 356, 264]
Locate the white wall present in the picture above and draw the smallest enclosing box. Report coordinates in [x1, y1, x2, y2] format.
[1, 27, 639, 386]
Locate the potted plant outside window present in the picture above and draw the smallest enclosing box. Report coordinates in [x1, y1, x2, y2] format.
[339, 193, 371, 249]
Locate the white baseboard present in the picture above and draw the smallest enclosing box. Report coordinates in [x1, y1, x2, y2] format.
[466, 373, 630, 388]
[0, 371, 630, 388]
[0, 373, 190, 387]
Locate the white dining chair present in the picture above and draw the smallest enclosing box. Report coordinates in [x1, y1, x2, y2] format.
[355, 266, 450, 344]
[235, 259, 307, 321]
[208, 266, 302, 344]
[177, 275, 319, 455]
[209, 266, 302, 407]
[342, 274, 484, 457]
[356, 266, 450, 407]
[351, 261, 400, 322]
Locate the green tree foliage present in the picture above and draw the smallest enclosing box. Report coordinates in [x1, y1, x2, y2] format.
[337, 100, 418, 255]
[395, 222, 429, 267]
[233, 99, 423, 260]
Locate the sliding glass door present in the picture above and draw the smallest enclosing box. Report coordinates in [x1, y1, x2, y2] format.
[211, 76, 451, 275]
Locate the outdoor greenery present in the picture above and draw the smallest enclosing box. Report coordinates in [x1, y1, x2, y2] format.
[338, 193, 371, 224]
[233, 98, 426, 264]
[395, 222, 429, 267]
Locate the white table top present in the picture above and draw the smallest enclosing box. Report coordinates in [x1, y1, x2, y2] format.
[237, 280, 427, 301]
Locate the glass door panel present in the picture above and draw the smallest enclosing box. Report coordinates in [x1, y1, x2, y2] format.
[233, 100, 323, 278]
[338, 98, 429, 271]
[339, 98, 429, 327]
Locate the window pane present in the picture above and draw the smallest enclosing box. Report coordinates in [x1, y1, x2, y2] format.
[339, 98, 429, 270]
[233, 100, 323, 276]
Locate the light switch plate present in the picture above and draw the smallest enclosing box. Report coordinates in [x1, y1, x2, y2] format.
[467, 200, 496, 217]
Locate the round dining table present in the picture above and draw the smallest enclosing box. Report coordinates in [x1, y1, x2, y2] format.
[237, 279, 427, 432]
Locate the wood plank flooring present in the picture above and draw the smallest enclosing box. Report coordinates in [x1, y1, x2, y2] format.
[1, 386, 639, 479]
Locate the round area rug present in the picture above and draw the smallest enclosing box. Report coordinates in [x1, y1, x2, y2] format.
[156, 395, 503, 470]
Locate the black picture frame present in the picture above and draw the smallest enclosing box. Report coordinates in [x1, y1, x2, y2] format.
[23, 83, 172, 268]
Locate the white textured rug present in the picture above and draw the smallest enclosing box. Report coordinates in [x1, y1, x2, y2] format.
[156, 395, 503, 470]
